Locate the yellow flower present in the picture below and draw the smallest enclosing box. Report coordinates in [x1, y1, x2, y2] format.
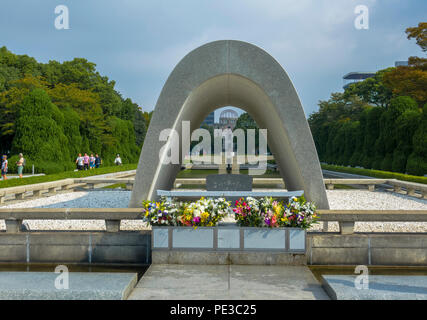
[201, 212, 210, 223]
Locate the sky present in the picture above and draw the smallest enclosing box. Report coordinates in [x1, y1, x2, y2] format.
[0, 0, 425, 119]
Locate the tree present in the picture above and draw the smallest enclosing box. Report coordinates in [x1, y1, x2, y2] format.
[308, 23, 426, 175]
[134, 108, 147, 147]
[0, 46, 147, 170]
[406, 22, 427, 52]
[344, 69, 394, 107]
[406, 103, 427, 175]
[11, 89, 70, 162]
[234, 112, 261, 153]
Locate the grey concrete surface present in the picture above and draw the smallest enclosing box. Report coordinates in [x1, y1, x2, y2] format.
[307, 233, 427, 266]
[322, 275, 427, 300]
[206, 174, 252, 191]
[0, 272, 137, 300]
[128, 264, 329, 300]
[0, 232, 151, 264]
[152, 251, 307, 265]
[130, 40, 329, 209]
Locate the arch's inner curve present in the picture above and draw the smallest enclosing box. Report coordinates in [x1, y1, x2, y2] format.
[130, 40, 329, 209]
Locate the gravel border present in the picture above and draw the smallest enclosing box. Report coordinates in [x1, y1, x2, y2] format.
[0, 189, 425, 232]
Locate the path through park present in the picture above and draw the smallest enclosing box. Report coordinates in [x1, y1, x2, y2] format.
[127, 264, 330, 300]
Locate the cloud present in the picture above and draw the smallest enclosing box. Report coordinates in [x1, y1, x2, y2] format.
[0, 0, 424, 115]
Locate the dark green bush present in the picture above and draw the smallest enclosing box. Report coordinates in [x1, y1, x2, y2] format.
[322, 164, 426, 184]
[380, 153, 393, 171]
[392, 149, 407, 173]
[406, 153, 426, 176]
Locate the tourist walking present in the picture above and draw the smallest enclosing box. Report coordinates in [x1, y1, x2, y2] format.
[114, 154, 122, 166]
[89, 154, 95, 170]
[1, 155, 8, 180]
[95, 154, 102, 168]
[16, 153, 25, 178]
[75, 153, 84, 171]
[83, 153, 90, 170]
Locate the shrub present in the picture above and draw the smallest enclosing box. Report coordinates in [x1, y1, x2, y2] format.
[392, 149, 407, 173]
[321, 164, 427, 184]
[380, 153, 393, 171]
[406, 154, 426, 176]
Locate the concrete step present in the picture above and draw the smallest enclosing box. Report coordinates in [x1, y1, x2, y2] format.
[128, 264, 329, 300]
[322, 275, 427, 300]
[0, 272, 137, 300]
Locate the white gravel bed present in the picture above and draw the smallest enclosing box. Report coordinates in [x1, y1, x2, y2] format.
[0, 189, 426, 232]
[309, 190, 427, 233]
[0, 190, 146, 231]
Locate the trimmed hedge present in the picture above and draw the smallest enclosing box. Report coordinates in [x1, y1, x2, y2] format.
[322, 164, 427, 185]
[0, 164, 137, 189]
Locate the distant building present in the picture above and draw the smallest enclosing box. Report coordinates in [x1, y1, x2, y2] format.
[343, 72, 376, 90]
[219, 109, 239, 129]
[202, 111, 215, 126]
[395, 61, 408, 67]
[343, 61, 409, 90]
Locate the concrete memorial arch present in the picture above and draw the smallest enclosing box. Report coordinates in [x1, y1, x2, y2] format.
[129, 40, 329, 209]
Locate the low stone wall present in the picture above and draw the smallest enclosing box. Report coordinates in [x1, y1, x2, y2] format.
[1, 230, 426, 266]
[307, 233, 427, 266]
[0, 231, 151, 265]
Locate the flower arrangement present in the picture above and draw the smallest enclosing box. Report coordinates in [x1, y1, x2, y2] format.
[233, 195, 318, 229]
[142, 197, 230, 227]
[142, 198, 179, 226]
[176, 197, 230, 227]
[143, 196, 316, 229]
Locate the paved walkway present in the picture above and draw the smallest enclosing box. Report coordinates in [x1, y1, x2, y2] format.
[128, 264, 330, 300]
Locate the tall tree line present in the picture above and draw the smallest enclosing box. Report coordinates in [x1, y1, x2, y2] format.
[0, 47, 150, 173]
[308, 23, 426, 176]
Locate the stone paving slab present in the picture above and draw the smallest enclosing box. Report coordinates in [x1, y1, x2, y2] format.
[322, 275, 427, 300]
[0, 272, 137, 300]
[128, 264, 329, 300]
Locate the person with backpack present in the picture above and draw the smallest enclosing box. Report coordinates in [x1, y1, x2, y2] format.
[114, 154, 122, 166]
[95, 154, 102, 168]
[16, 153, 25, 178]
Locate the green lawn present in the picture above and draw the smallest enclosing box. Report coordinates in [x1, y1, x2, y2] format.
[0, 164, 137, 189]
[176, 169, 282, 179]
[322, 164, 427, 185]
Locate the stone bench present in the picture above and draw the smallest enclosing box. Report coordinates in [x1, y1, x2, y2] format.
[0, 208, 142, 233]
[74, 178, 134, 190]
[323, 179, 387, 191]
[0, 179, 75, 203]
[317, 209, 427, 234]
[386, 179, 427, 199]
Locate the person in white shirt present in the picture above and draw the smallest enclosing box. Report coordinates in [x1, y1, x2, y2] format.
[114, 154, 122, 166]
[75, 153, 84, 171]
